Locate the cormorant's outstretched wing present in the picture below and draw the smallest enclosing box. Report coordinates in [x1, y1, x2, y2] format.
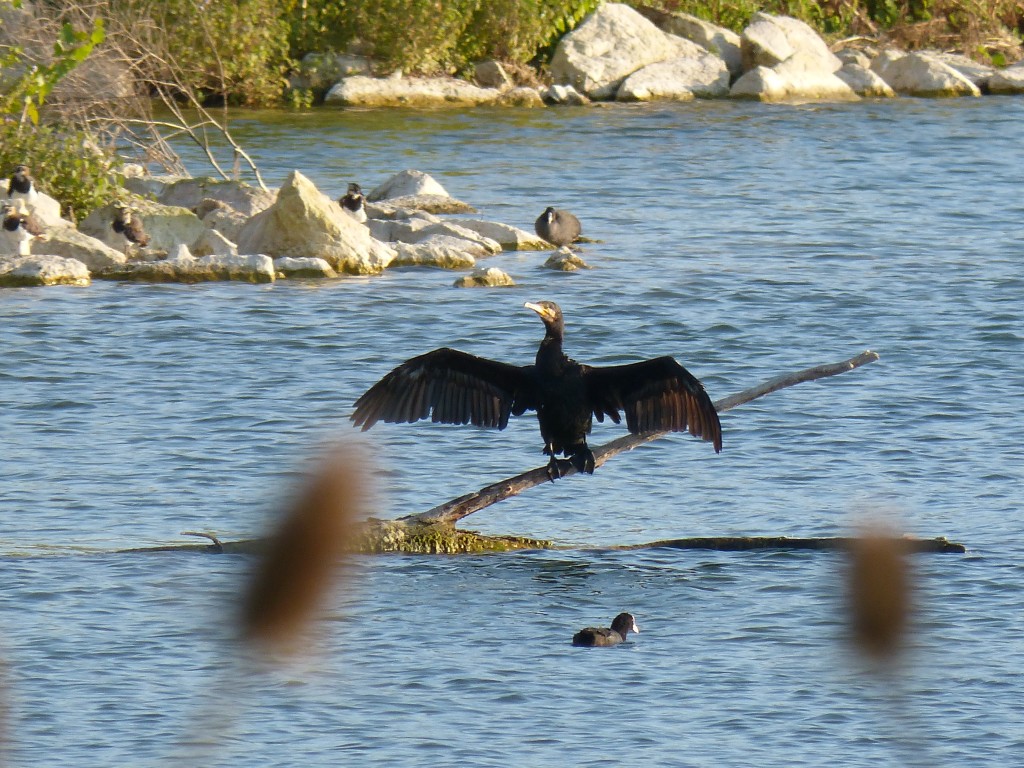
[352, 348, 535, 431]
[583, 356, 722, 452]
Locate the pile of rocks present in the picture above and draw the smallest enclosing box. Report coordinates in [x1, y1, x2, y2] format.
[0, 169, 555, 288]
[313, 5, 1024, 106]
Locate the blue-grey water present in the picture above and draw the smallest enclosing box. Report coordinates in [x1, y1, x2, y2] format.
[2, 98, 1023, 765]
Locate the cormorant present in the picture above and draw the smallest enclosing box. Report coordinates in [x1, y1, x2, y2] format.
[572, 613, 640, 647]
[535, 206, 581, 248]
[339, 183, 367, 223]
[2, 200, 45, 256]
[112, 203, 150, 255]
[351, 301, 722, 479]
[7, 164, 36, 202]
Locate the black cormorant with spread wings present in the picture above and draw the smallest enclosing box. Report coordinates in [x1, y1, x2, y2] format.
[351, 301, 722, 479]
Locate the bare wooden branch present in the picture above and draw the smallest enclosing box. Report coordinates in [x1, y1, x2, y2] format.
[400, 351, 880, 526]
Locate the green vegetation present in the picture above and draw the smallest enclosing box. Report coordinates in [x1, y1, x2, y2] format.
[0, 7, 121, 220]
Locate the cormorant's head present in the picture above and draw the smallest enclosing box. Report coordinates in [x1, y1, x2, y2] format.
[525, 301, 564, 336]
[347, 182, 362, 195]
[12, 165, 29, 177]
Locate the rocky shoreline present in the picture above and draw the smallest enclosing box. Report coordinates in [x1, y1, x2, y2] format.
[301, 5, 1024, 107]
[0, 167, 569, 288]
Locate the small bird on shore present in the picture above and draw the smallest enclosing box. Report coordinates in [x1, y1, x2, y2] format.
[535, 206, 581, 248]
[572, 613, 640, 647]
[351, 300, 721, 480]
[339, 182, 367, 223]
[7, 164, 37, 203]
[2, 199, 46, 256]
[112, 203, 150, 256]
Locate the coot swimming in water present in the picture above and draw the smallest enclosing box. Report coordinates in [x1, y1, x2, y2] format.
[572, 613, 640, 647]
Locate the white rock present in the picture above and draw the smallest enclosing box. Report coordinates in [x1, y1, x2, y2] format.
[325, 75, 500, 107]
[542, 84, 590, 105]
[617, 54, 731, 101]
[989, 61, 1024, 94]
[544, 249, 591, 271]
[39, 226, 127, 271]
[453, 266, 515, 287]
[201, 207, 249, 243]
[648, 11, 743, 78]
[496, 86, 545, 108]
[158, 177, 276, 217]
[391, 240, 478, 269]
[192, 228, 239, 258]
[102, 253, 275, 283]
[550, 3, 710, 100]
[274, 256, 338, 279]
[235, 170, 395, 275]
[0, 254, 90, 287]
[369, 170, 450, 201]
[168, 243, 192, 260]
[926, 51, 995, 90]
[871, 50, 980, 97]
[449, 219, 549, 250]
[741, 12, 841, 73]
[731, 52, 858, 102]
[475, 60, 513, 89]
[836, 62, 896, 98]
[79, 200, 206, 253]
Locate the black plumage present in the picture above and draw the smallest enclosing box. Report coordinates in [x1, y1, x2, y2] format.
[572, 613, 640, 647]
[112, 204, 149, 253]
[7, 164, 34, 199]
[339, 182, 367, 222]
[535, 206, 581, 247]
[351, 301, 722, 479]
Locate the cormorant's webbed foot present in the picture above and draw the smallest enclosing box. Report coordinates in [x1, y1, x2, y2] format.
[546, 455, 570, 482]
[570, 447, 596, 475]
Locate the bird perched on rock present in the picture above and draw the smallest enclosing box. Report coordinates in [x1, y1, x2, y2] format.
[112, 203, 150, 256]
[535, 206, 581, 248]
[339, 182, 367, 223]
[1, 199, 46, 256]
[7, 164, 37, 203]
[352, 300, 721, 480]
[572, 613, 640, 647]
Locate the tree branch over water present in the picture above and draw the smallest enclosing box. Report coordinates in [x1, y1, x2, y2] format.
[401, 350, 881, 526]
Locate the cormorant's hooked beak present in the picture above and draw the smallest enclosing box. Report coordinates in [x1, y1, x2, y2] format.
[524, 302, 556, 322]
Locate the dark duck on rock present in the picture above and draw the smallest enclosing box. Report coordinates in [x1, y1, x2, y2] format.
[351, 301, 722, 480]
[572, 613, 640, 647]
[339, 182, 367, 223]
[535, 206, 581, 248]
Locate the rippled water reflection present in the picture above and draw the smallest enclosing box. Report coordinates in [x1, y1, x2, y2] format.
[2, 99, 1023, 765]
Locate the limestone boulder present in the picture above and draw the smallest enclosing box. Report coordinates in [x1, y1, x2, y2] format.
[365, 195, 475, 218]
[989, 61, 1024, 94]
[292, 52, 372, 91]
[235, 170, 395, 275]
[158, 177, 276, 217]
[449, 219, 549, 250]
[325, 75, 500, 107]
[544, 250, 591, 271]
[391, 238, 479, 269]
[192, 228, 239, 258]
[550, 3, 709, 100]
[927, 51, 995, 91]
[836, 62, 895, 98]
[200, 206, 249, 243]
[274, 256, 338, 279]
[496, 87, 545, 108]
[542, 84, 590, 106]
[641, 9, 743, 78]
[44, 225, 127, 271]
[871, 50, 980, 97]
[79, 199, 206, 253]
[474, 61, 513, 89]
[741, 12, 841, 73]
[368, 170, 450, 201]
[730, 52, 859, 102]
[453, 266, 515, 288]
[616, 54, 730, 101]
[102, 253, 275, 283]
[0, 254, 90, 287]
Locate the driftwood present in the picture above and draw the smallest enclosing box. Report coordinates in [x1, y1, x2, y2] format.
[402, 350, 881, 526]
